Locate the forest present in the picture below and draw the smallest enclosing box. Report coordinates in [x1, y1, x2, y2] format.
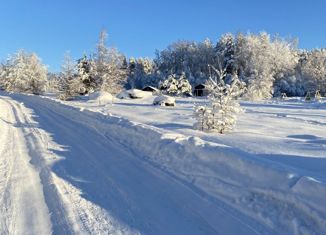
[0, 30, 325, 101]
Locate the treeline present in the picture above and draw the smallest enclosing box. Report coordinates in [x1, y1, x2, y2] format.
[0, 31, 325, 100]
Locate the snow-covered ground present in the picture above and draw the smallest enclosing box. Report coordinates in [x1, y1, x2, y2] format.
[62, 94, 326, 180]
[1, 91, 325, 234]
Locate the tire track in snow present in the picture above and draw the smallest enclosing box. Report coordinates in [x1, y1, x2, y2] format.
[0, 97, 52, 235]
[7, 99, 75, 235]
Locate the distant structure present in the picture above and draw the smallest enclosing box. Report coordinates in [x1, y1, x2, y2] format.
[194, 84, 209, 96]
[142, 86, 159, 93]
[281, 93, 287, 100]
[305, 91, 312, 101]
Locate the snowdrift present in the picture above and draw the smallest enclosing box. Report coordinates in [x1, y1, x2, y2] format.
[117, 89, 152, 99]
[88, 91, 113, 104]
[153, 95, 176, 106]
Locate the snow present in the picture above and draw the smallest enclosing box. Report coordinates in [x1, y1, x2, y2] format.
[88, 91, 113, 104]
[153, 95, 176, 106]
[1, 91, 326, 234]
[117, 89, 152, 99]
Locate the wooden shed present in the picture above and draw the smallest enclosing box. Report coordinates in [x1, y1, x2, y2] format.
[194, 84, 209, 96]
[142, 86, 159, 93]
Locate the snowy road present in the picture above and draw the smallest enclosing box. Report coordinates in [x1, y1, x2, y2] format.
[0, 93, 275, 234]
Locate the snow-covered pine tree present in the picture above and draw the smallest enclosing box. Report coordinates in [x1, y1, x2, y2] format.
[177, 72, 192, 96]
[159, 73, 192, 96]
[194, 64, 245, 133]
[76, 55, 96, 95]
[159, 74, 179, 95]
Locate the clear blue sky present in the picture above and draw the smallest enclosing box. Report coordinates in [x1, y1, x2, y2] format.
[1, 0, 325, 71]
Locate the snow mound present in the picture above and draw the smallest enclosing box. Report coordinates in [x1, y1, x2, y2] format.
[88, 91, 113, 104]
[117, 89, 152, 99]
[153, 95, 175, 106]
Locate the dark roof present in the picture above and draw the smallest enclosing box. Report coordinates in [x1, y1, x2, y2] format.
[142, 86, 158, 91]
[194, 84, 206, 89]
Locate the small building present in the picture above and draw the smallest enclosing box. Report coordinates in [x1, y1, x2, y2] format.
[194, 84, 209, 96]
[142, 86, 159, 93]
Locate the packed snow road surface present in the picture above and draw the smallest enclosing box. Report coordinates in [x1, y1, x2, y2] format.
[0, 92, 325, 235]
[0, 93, 258, 235]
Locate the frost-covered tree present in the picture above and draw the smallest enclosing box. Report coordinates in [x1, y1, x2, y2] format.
[177, 73, 192, 96]
[215, 33, 236, 74]
[299, 49, 326, 96]
[93, 30, 127, 94]
[0, 63, 8, 90]
[234, 32, 298, 100]
[128, 57, 158, 89]
[76, 54, 96, 94]
[159, 74, 178, 95]
[159, 73, 192, 96]
[155, 39, 215, 86]
[194, 64, 245, 133]
[46, 72, 61, 92]
[0, 50, 47, 94]
[59, 52, 80, 100]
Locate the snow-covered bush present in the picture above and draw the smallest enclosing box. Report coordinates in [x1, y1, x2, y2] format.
[0, 50, 47, 94]
[273, 75, 305, 97]
[159, 73, 192, 96]
[194, 65, 245, 133]
[153, 95, 176, 106]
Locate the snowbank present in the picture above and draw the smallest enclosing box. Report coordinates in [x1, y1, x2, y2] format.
[88, 91, 113, 104]
[153, 95, 176, 106]
[117, 89, 152, 99]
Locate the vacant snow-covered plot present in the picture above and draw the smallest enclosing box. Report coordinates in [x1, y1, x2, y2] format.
[1, 91, 326, 234]
[62, 95, 326, 180]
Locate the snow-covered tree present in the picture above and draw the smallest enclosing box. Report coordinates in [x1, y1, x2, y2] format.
[0, 50, 47, 94]
[177, 73, 192, 95]
[155, 39, 215, 86]
[93, 30, 127, 94]
[215, 33, 236, 74]
[159, 73, 192, 96]
[299, 49, 326, 96]
[58, 52, 80, 100]
[159, 74, 178, 95]
[235, 32, 298, 100]
[76, 54, 96, 94]
[194, 64, 245, 133]
[46, 72, 61, 92]
[128, 57, 157, 89]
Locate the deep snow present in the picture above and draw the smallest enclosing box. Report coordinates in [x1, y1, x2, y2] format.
[0, 91, 325, 234]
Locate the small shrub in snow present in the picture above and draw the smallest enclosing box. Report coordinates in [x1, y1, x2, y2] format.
[194, 65, 245, 133]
